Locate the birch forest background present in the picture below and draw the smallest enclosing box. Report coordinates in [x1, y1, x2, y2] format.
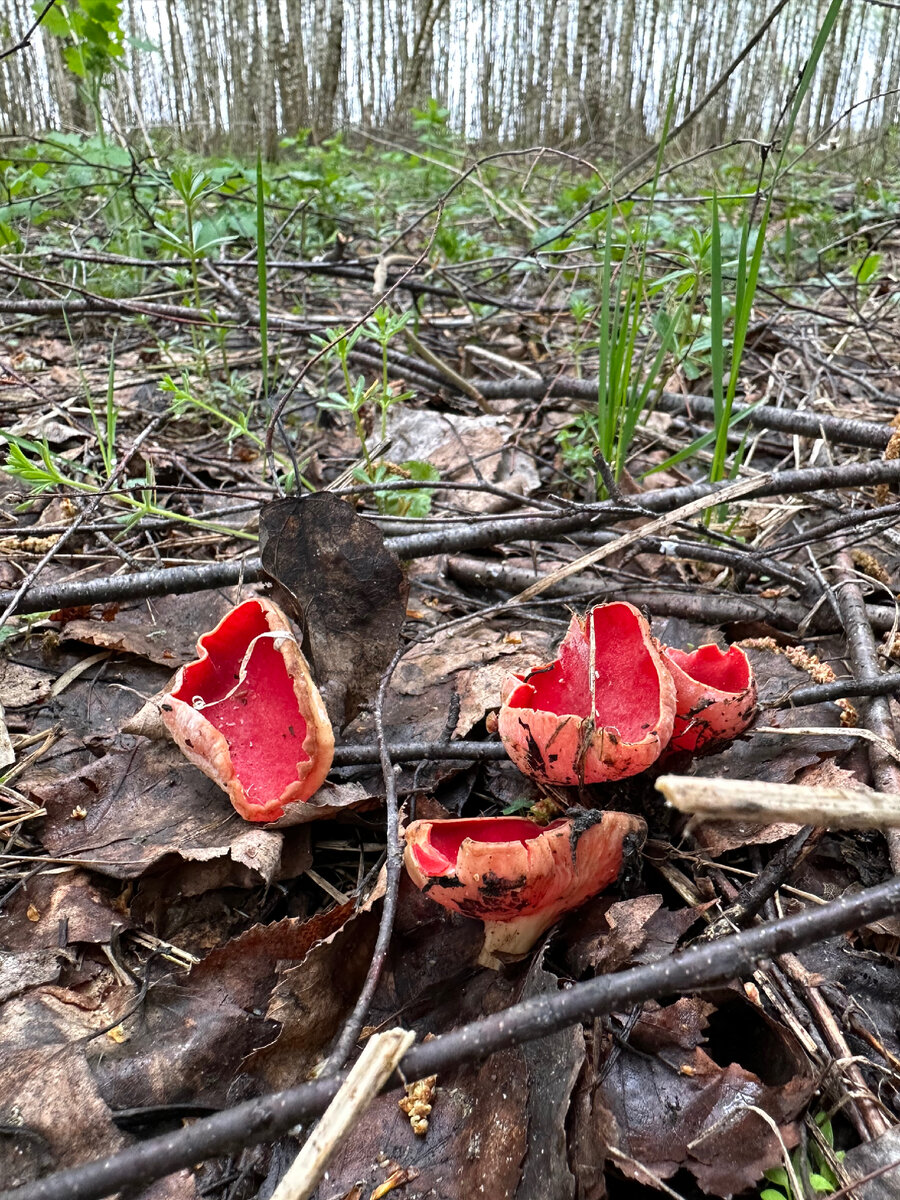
[1, 0, 899, 151]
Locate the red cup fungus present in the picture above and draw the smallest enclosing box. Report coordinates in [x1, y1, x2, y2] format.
[160, 597, 334, 822]
[662, 642, 758, 755]
[404, 810, 646, 968]
[498, 602, 677, 785]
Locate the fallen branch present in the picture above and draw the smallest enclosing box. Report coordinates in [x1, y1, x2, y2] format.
[512, 460, 900, 602]
[834, 552, 900, 872]
[475, 377, 897, 452]
[3, 457, 899, 618]
[657, 774, 900, 828]
[6, 872, 900, 1200]
[445, 558, 898, 634]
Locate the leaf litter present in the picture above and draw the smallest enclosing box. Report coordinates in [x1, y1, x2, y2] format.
[1, 519, 896, 1200]
[2, 262, 900, 1200]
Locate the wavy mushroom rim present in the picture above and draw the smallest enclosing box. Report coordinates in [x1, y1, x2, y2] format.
[162, 597, 334, 821]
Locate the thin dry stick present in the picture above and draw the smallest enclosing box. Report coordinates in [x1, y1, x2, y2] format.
[319, 640, 409, 1074]
[270, 1029, 414, 1200]
[527, 0, 793, 251]
[513, 472, 768, 601]
[473, 378, 895, 452]
[753, 724, 900, 764]
[834, 553, 900, 873]
[263, 205, 444, 480]
[779, 953, 891, 1141]
[657, 775, 900, 829]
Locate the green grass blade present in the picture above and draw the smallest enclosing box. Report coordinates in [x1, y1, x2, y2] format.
[105, 333, 118, 476]
[708, 192, 725, 429]
[256, 150, 269, 401]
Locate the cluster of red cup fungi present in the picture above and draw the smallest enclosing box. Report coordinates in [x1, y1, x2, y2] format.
[161, 598, 755, 967]
[404, 602, 756, 966]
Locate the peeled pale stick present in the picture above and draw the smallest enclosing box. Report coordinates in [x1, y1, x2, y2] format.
[656, 775, 900, 829]
[404, 810, 646, 968]
[161, 597, 334, 822]
[498, 602, 676, 785]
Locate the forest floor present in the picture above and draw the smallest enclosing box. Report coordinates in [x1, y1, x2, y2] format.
[1, 129, 900, 1200]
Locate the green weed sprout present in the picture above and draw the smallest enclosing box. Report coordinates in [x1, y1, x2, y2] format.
[362, 305, 416, 437]
[760, 1111, 844, 1200]
[1, 435, 253, 541]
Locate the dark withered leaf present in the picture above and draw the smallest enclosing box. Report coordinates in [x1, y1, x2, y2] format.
[259, 494, 408, 727]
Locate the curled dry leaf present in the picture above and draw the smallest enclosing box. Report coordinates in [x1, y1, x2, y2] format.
[498, 602, 676, 785]
[161, 597, 334, 823]
[404, 810, 646, 968]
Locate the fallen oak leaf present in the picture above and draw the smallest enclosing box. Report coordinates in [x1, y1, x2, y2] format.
[27, 739, 286, 881]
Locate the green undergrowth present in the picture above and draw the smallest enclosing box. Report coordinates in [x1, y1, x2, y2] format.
[1, 81, 897, 512]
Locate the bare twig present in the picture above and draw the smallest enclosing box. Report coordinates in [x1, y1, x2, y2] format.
[319, 644, 413, 1074]
[657, 774, 900, 828]
[331, 740, 505, 766]
[271, 1029, 415, 1200]
[0, 0, 57, 63]
[3, 457, 900, 619]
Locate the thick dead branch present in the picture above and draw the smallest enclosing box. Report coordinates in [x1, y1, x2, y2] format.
[475, 377, 897, 451]
[834, 552, 900, 872]
[657, 775, 900, 828]
[446, 558, 898, 634]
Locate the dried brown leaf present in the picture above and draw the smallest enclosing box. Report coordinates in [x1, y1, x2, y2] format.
[28, 738, 286, 881]
[259, 494, 408, 727]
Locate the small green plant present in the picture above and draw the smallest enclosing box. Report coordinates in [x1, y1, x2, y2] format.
[313, 325, 371, 464]
[361, 305, 416, 437]
[1, 431, 253, 540]
[760, 1111, 844, 1200]
[352, 459, 440, 517]
[707, 0, 846, 486]
[39, 0, 126, 132]
[155, 167, 231, 306]
[568, 292, 596, 378]
[162, 374, 304, 490]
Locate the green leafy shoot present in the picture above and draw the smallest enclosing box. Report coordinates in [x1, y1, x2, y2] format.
[352, 459, 440, 517]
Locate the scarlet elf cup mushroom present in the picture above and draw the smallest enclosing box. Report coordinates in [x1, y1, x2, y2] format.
[662, 643, 757, 754]
[498, 602, 677, 785]
[403, 811, 646, 968]
[160, 597, 334, 822]
[497, 602, 758, 782]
